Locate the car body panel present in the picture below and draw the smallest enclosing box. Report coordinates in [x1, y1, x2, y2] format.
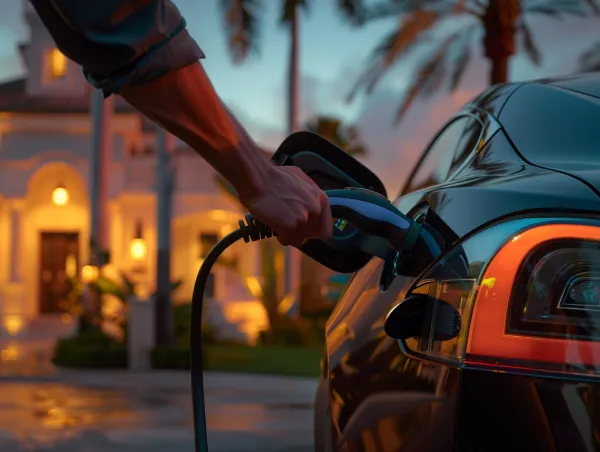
[316, 75, 600, 452]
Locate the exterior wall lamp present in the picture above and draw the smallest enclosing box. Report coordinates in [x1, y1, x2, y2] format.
[130, 220, 147, 261]
[52, 184, 69, 206]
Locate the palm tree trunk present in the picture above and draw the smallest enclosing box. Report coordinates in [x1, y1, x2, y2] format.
[84, 89, 113, 332]
[284, 4, 302, 308]
[261, 240, 281, 326]
[483, 0, 519, 85]
[287, 8, 299, 135]
[490, 56, 509, 85]
[155, 128, 175, 348]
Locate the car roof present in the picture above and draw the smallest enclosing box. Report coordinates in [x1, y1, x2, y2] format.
[537, 72, 600, 99]
[466, 72, 600, 117]
[492, 73, 600, 168]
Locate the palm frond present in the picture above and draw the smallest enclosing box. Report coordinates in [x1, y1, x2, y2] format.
[346, 10, 441, 102]
[305, 116, 368, 156]
[220, 0, 264, 63]
[579, 40, 600, 72]
[344, 126, 368, 157]
[395, 31, 463, 123]
[518, 18, 541, 66]
[364, 0, 480, 20]
[280, 0, 311, 24]
[449, 25, 477, 90]
[584, 0, 600, 14]
[363, 0, 423, 21]
[335, 0, 369, 25]
[523, 0, 589, 17]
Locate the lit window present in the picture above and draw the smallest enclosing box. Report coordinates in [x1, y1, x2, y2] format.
[49, 48, 67, 78]
[199, 233, 219, 259]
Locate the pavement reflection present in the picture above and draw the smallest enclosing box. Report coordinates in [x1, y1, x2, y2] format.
[0, 371, 317, 451]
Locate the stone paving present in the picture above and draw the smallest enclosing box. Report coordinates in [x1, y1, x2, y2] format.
[0, 370, 318, 451]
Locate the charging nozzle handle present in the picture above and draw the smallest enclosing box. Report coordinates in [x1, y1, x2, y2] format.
[325, 189, 414, 250]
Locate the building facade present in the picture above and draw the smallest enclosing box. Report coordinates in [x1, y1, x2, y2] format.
[0, 3, 268, 342]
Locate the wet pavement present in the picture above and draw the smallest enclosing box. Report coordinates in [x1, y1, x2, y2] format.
[0, 370, 318, 451]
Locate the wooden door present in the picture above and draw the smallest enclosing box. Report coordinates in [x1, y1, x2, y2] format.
[39, 232, 79, 314]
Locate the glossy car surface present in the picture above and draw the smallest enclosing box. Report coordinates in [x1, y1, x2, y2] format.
[315, 74, 600, 452]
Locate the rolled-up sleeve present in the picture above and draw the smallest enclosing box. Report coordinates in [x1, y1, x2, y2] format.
[29, 0, 205, 96]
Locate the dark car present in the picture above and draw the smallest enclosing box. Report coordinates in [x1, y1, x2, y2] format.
[288, 73, 600, 452]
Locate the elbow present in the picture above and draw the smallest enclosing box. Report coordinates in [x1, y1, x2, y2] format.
[32, 0, 181, 77]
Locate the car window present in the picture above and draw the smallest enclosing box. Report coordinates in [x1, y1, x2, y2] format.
[403, 116, 481, 194]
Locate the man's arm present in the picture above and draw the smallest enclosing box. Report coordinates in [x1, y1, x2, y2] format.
[29, 0, 332, 244]
[121, 62, 272, 206]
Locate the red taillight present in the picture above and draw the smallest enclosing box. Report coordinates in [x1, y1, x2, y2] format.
[466, 224, 600, 374]
[397, 220, 600, 379]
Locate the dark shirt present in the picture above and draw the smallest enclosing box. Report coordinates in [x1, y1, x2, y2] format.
[29, 0, 205, 96]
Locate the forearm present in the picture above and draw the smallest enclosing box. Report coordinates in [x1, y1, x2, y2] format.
[121, 62, 274, 200]
[31, 0, 272, 199]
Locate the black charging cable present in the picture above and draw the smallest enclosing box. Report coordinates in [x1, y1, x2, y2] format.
[190, 214, 277, 452]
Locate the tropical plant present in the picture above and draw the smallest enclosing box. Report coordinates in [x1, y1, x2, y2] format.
[66, 271, 183, 339]
[305, 116, 368, 157]
[348, 0, 600, 123]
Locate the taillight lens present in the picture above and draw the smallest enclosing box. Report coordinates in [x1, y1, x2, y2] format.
[400, 217, 600, 379]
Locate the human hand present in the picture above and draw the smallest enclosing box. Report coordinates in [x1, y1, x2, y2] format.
[239, 165, 334, 246]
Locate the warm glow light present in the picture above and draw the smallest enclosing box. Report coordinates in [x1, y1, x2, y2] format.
[209, 209, 234, 221]
[65, 254, 77, 278]
[4, 315, 24, 336]
[1, 344, 19, 361]
[220, 224, 235, 236]
[52, 186, 69, 206]
[50, 48, 67, 78]
[130, 238, 147, 260]
[245, 276, 264, 299]
[222, 300, 269, 345]
[81, 265, 99, 284]
[277, 292, 296, 316]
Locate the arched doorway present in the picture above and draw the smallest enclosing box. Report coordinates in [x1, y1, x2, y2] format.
[22, 162, 89, 323]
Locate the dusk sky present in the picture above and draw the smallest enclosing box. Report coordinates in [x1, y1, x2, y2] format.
[0, 1, 599, 195]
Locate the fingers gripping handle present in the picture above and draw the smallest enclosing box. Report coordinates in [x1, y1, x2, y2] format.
[325, 189, 413, 250]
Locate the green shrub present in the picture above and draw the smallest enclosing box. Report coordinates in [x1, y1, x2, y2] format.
[172, 302, 246, 347]
[151, 344, 322, 377]
[151, 346, 192, 369]
[52, 329, 127, 368]
[258, 316, 324, 347]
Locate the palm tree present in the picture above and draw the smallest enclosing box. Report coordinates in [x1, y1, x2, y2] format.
[220, 0, 367, 130]
[300, 116, 368, 315]
[220, 0, 367, 301]
[82, 90, 114, 333]
[154, 128, 176, 348]
[580, 40, 600, 72]
[305, 116, 368, 157]
[347, 0, 599, 123]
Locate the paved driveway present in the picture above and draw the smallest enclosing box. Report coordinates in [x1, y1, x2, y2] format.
[0, 370, 318, 451]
